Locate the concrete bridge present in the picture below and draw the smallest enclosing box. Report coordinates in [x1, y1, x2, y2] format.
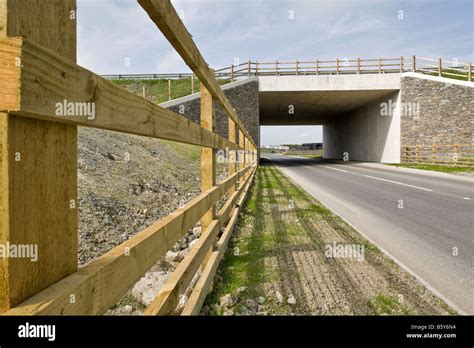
[162, 62, 473, 164]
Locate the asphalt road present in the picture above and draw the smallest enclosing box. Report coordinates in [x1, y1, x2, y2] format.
[262, 154, 473, 314]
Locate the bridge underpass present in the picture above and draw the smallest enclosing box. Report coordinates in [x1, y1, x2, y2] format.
[259, 74, 401, 163]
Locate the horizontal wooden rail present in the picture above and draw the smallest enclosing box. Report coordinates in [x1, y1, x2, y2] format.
[144, 167, 256, 315]
[0, 37, 242, 151]
[2, 162, 255, 315]
[138, 0, 256, 148]
[182, 167, 256, 315]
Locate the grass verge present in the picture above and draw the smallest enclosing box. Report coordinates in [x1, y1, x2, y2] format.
[284, 149, 323, 158]
[110, 78, 231, 104]
[388, 163, 473, 173]
[202, 161, 454, 315]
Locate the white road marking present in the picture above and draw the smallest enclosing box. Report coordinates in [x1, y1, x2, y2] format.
[362, 174, 433, 192]
[321, 165, 348, 173]
[463, 197, 471, 200]
[320, 164, 434, 192]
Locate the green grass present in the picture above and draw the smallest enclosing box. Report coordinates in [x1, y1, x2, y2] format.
[297, 154, 322, 159]
[283, 149, 323, 159]
[203, 165, 304, 314]
[160, 140, 200, 162]
[110, 78, 231, 104]
[367, 294, 413, 315]
[424, 68, 471, 82]
[388, 163, 473, 173]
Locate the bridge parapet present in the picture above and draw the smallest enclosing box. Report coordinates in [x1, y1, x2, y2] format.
[103, 56, 472, 83]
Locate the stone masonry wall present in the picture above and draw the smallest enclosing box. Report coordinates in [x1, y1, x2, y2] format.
[400, 76, 473, 146]
[162, 78, 260, 147]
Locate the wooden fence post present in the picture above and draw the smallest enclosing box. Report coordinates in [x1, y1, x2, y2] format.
[228, 118, 237, 194]
[239, 130, 244, 180]
[230, 64, 234, 82]
[250, 143, 254, 164]
[200, 85, 216, 226]
[191, 74, 195, 94]
[275, 60, 279, 76]
[316, 59, 319, 75]
[378, 57, 381, 73]
[199, 84, 216, 273]
[0, 0, 78, 312]
[168, 80, 172, 100]
[400, 56, 404, 73]
[244, 137, 248, 170]
[357, 58, 361, 74]
[256, 62, 259, 76]
[412, 55, 416, 72]
[247, 60, 251, 77]
[296, 60, 299, 75]
[142, 86, 146, 99]
[438, 58, 442, 77]
[336, 58, 339, 75]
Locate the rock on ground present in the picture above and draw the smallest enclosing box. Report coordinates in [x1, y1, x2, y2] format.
[132, 271, 172, 307]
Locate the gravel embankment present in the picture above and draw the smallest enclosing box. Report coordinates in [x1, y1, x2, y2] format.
[78, 127, 227, 315]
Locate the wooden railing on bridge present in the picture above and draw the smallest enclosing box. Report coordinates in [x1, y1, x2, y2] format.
[0, 0, 256, 315]
[218, 57, 472, 81]
[102, 57, 472, 96]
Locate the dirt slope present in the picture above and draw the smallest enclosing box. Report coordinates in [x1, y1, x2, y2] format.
[78, 127, 202, 265]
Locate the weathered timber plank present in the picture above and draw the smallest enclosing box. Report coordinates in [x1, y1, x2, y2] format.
[0, 37, 241, 151]
[0, 0, 78, 312]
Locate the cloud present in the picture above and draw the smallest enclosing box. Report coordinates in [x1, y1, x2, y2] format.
[156, 50, 189, 72]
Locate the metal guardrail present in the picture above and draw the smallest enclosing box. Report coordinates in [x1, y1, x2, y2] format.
[101, 72, 232, 80]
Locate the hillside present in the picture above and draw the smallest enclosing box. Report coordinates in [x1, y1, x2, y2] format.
[110, 78, 231, 104]
[78, 78, 233, 265]
[78, 127, 202, 265]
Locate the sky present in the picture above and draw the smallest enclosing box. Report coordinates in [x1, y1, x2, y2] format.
[76, 0, 473, 145]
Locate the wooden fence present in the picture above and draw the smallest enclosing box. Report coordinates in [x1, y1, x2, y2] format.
[0, 0, 257, 315]
[215, 57, 472, 80]
[401, 144, 474, 167]
[103, 56, 472, 92]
